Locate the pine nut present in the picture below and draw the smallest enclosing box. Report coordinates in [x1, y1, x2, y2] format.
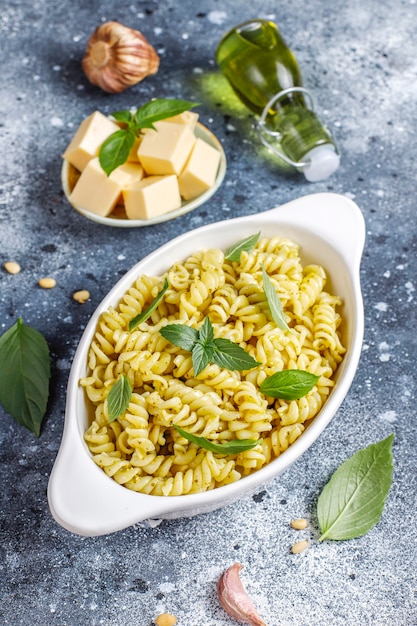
[73, 289, 90, 303]
[291, 539, 309, 554]
[38, 277, 56, 289]
[291, 518, 308, 530]
[155, 614, 177, 626]
[4, 261, 21, 275]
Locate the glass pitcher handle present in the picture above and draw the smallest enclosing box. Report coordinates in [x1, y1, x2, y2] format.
[254, 86, 316, 168]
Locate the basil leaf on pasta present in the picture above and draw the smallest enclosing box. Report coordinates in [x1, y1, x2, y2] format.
[212, 338, 261, 372]
[199, 315, 214, 343]
[225, 232, 261, 262]
[317, 435, 394, 541]
[192, 340, 214, 377]
[107, 374, 132, 422]
[174, 425, 261, 454]
[260, 369, 319, 400]
[160, 323, 199, 351]
[0, 318, 50, 437]
[129, 278, 169, 331]
[160, 316, 259, 375]
[262, 267, 291, 332]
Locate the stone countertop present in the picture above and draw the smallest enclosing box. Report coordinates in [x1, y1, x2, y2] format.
[1, 1, 416, 625]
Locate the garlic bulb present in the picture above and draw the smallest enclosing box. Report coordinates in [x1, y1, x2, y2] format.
[82, 21, 160, 93]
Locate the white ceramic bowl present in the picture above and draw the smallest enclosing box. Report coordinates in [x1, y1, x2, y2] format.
[48, 192, 365, 536]
[61, 123, 227, 227]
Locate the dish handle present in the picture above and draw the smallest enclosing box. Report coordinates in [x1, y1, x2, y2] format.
[47, 416, 168, 536]
[263, 192, 366, 266]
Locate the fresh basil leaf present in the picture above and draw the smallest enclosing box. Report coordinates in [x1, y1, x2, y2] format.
[199, 316, 214, 343]
[225, 232, 261, 262]
[192, 340, 214, 377]
[317, 434, 394, 541]
[134, 98, 199, 129]
[129, 278, 169, 331]
[262, 267, 291, 332]
[111, 110, 134, 125]
[192, 318, 216, 376]
[99, 128, 136, 176]
[160, 323, 199, 352]
[160, 317, 260, 375]
[174, 425, 261, 454]
[107, 374, 132, 422]
[260, 369, 319, 400]
[212, 338, 261, 372]
[0, 318, 50, 436]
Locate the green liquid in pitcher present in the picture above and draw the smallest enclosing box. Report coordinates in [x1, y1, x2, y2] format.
[216, 19, 334, 164]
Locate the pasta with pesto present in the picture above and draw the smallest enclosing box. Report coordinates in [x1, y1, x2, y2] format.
[81, 236, 346, 495]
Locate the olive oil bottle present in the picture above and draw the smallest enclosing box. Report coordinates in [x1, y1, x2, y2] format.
[216, 19, 340, 181]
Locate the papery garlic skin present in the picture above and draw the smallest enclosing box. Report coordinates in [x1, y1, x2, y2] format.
[82, 21, 160, 93]
[217, 563, 267, 626]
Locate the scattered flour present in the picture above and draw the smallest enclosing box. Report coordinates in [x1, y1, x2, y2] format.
[379, 410, 397, 423]
[207, 10, 227, 25]
[51, 116, 64, 127]
[405, 281, 414, 301]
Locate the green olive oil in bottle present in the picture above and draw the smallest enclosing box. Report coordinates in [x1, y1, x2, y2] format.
[216, 19, 340, 181]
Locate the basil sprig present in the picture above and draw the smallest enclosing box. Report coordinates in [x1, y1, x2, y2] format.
[160, 316, 260, 377]
[129, 278, 169, 331]
[99, 98, 199, 175]
[0, 318, 50, 436]
[174, 425, 261, 454]
[107, 374, 132, 422]
[225, 232, 261, 262]
[260, 369, 319, 400]
[317, 434, 394, 541]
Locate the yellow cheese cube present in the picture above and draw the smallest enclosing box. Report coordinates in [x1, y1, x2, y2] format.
[123, 175, 181, 220]
[62, 111, 119, 172]
[178, 138, 221, 200]
[113, 162, 145, 186]
[69, 158, 144, 217]
[163, 111, 199, 130]
[127, 136, 142, 163]
[138, 122, 196, 176]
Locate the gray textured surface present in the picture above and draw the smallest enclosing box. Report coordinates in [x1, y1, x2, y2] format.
[1, 1, 416, 625]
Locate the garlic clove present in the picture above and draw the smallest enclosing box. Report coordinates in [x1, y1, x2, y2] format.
[217, 562, 267, 626]
[82, 21, 160, 93]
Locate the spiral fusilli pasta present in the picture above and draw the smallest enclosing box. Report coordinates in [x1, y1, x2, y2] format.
[81, 236, 346, 495]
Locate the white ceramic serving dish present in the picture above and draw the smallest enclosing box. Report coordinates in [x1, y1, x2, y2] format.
[48, 192, 365, 536]
[61, 123, 227, 227]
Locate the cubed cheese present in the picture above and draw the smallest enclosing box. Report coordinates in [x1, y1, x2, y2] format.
[122, 175, 181, 220]
[113, 162, 145, 186]
[127, 136, 142, 163]
[62, 111, 119, 172]
[163, 111, 199, 130]
[138, 122, 196, 176]
[69, 158, 144, 217]
[178, 138, 221, 200]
